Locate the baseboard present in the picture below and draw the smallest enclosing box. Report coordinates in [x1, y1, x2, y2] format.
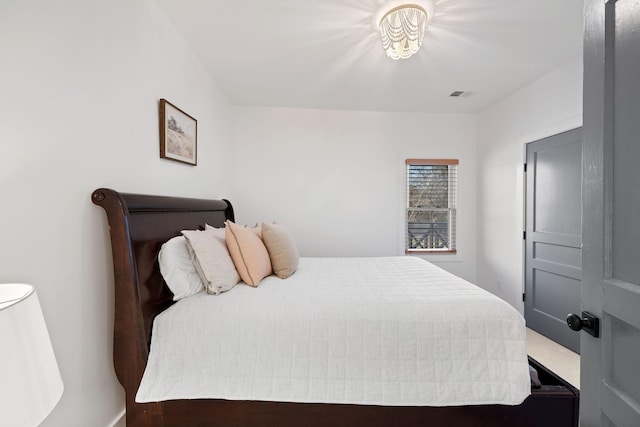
[110, 407, 126, 427]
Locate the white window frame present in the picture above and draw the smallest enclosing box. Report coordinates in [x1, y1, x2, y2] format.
[405, 158, 458, 254]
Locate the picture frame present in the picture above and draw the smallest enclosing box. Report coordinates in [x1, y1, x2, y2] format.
[159, 98, 197, 165]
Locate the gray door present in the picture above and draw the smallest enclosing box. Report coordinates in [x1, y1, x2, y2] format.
[581, 0, 640, 425]
[525, 128, 582, 353]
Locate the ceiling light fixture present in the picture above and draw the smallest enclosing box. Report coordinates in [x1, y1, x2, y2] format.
[375, 0, 434, 60]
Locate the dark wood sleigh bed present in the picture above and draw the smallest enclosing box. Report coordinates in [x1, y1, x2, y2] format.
[92, 188, 579, 427]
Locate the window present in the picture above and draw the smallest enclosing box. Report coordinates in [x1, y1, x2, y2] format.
[405, 159, 458, 253]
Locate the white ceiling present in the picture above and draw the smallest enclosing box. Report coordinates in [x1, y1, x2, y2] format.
[155, 0, 584, 113]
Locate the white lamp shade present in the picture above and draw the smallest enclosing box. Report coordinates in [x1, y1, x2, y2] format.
[0, 284, 63, 427]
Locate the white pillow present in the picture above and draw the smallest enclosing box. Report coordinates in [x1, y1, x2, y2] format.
[158, 236, 204, 300]
[182, 228, 240, 295]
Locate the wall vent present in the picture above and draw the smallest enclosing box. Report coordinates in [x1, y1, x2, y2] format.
[450, 91, 475, 98]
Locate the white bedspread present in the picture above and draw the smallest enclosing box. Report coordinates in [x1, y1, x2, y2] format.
[136, 257, 530, 406]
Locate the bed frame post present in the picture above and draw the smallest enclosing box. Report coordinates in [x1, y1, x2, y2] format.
[92, 188, 163, 426]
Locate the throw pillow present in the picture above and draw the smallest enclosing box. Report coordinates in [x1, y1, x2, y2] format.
[181, 228, 240, 295]
[262, 222, 299, 279]
[225, 220, 272, 286]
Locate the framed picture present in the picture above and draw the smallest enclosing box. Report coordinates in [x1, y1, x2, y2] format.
[159, 98, 197, 165]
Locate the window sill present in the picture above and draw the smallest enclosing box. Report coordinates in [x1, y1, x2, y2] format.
[405, 249, 457, 255]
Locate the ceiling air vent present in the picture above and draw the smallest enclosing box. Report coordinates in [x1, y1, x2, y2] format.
[450, 91, 475, 98]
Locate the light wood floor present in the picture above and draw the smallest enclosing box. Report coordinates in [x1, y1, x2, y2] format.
[526, 328, 580, 389]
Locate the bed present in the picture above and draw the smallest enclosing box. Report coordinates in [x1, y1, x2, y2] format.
[92, 188, 579, 427]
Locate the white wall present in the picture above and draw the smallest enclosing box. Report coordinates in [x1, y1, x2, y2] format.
[232, 107, 478, 282]
[476, 58, 583, 313]
[0, 1, 233, 425]
[0, 0, 582, 422]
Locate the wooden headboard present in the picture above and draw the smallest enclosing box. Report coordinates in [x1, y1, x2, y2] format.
[91, 188, 233, 411]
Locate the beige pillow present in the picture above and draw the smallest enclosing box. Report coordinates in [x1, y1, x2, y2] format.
[225, 220, 272, 287]
[262, 222, 299, 279]
[205, 223, 223, 233]
[181, 228, 240, 295]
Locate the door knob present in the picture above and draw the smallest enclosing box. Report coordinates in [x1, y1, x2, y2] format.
[566, 311, 600, 338]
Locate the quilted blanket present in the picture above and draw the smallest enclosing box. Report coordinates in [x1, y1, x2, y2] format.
[136, 257, 530, 406]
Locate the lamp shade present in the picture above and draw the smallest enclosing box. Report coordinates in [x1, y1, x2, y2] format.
[0, 284, 63, 427]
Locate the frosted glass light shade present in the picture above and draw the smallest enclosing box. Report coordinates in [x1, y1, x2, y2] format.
[0, 284, 63, 427]
[378, 4, 428, 60]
